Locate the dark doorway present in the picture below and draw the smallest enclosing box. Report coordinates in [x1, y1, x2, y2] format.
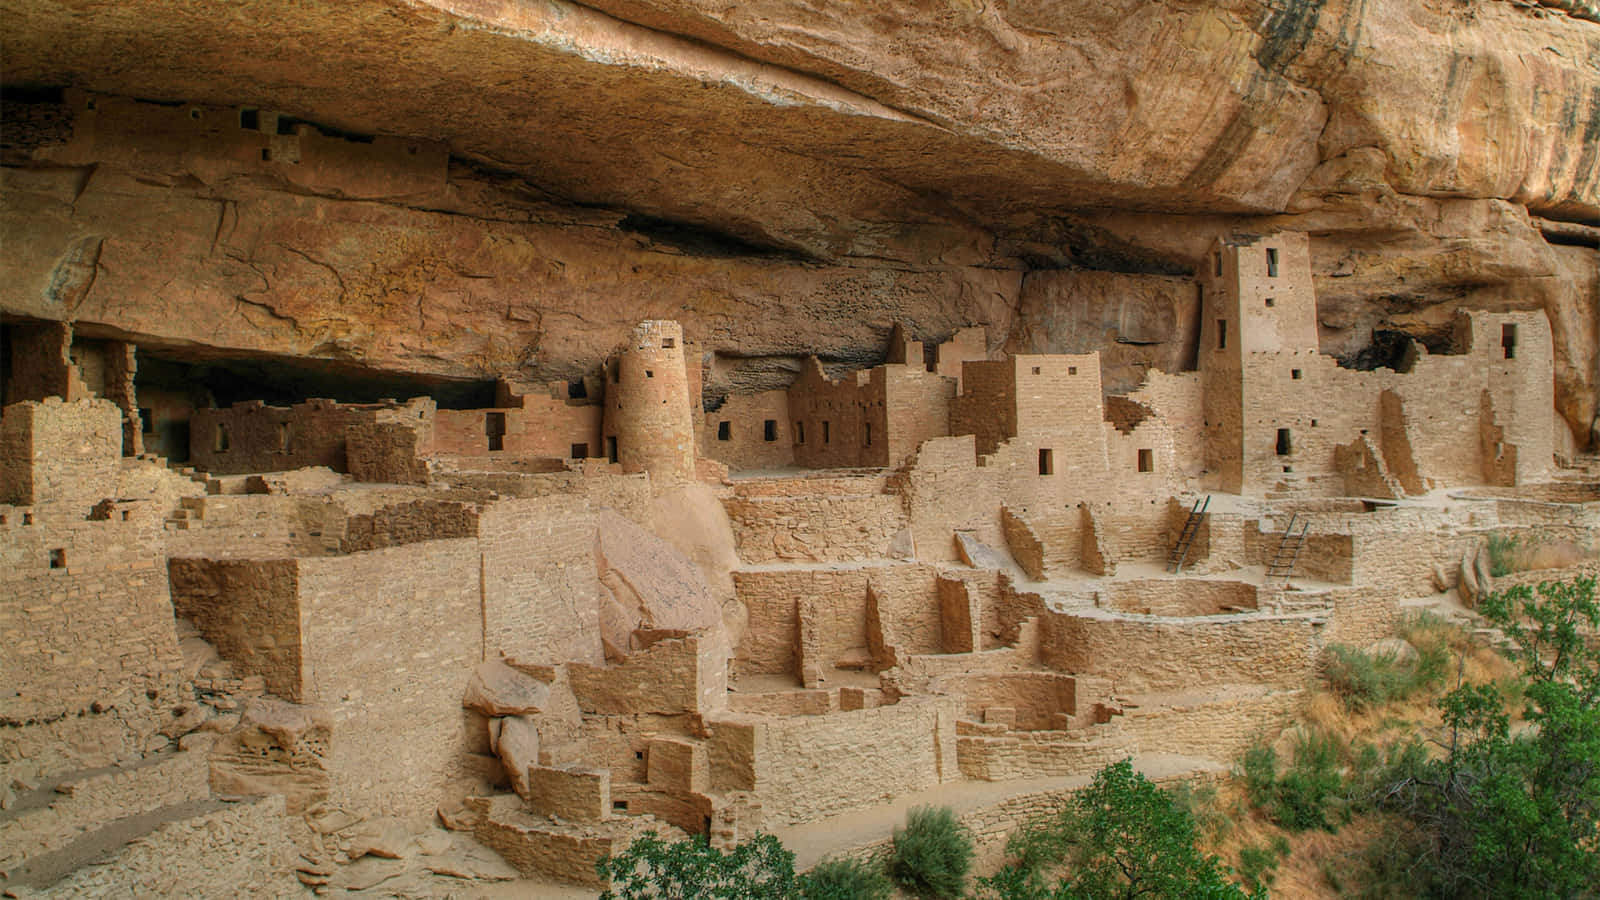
[485, 412, 506, 452]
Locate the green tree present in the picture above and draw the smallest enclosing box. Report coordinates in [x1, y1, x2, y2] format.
[1377, 576, 1600, 899]
[977, 759, 1259, 900]
[597, 832, 798, 900]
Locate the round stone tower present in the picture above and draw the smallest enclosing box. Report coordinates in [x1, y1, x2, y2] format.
[602, 320, 696, 483]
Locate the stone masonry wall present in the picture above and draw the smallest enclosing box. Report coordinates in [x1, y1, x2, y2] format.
[168, 557, 303, 700]
[708, 697, 957, 826]
[1, 513, 183, 725]
[725, 488, 905, 564]
[296, 538, 482, 817]
[1040, 609, 1320, 694]
[732, 563, 938, 678]
[479, 495, 604, 665]
[702, 389, 796, 471]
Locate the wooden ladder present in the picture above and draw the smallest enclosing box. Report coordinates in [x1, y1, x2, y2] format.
[1166, 495, 1210, 574]
[1267, 514, 1309, 582]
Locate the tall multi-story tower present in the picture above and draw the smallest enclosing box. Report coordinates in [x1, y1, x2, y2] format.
[1198, 231, 1318, 493]
[602, 321, 697, 483]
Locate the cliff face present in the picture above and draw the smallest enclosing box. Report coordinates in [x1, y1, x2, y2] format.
[1, 0, 1596, 444]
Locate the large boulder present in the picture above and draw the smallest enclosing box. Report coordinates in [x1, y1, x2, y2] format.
[463, 659, 551, 718]
[595, 511, 725, 661]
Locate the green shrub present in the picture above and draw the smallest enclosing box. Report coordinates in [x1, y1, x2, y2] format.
[1239, 730, 1349, 832]
[1237, 841, 1284, 894]
[1166, 778, 1234, 843]
[800, 858, 891, 900]
[979, 759, 1259, 900]
[889, 805, 973, 899]
[1322, 639, 1450, 712]
[597, 832, 797, 900]
[1485, 533, 1521, 577]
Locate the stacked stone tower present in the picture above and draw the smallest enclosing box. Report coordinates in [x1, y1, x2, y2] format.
[602, 320, 697, 483]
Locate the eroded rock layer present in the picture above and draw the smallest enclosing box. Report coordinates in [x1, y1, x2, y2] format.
[2, 0, 1597, 444]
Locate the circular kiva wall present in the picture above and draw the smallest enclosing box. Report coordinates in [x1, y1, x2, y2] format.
[1102, 579, 1258, 617]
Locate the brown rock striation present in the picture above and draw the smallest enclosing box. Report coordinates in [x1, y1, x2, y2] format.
[1, 0, 1596, 443]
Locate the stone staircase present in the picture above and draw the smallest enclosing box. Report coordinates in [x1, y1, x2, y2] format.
[163, 495, 208, 532]
[137, 452, 213, 488]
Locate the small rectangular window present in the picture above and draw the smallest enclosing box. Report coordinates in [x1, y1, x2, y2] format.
[277, 422, 293, 452]
[1031, 366, 1041, 375]
[607, 436, 619, 463]
[611, 366, 620, 384]
[1276, 428, 1292, 456]
[570, 443, 588, 459]
[763, 420, 778, 442]
[1291, 369, 1302, 380]
[1214, 253, 1223, 276]
[1038, 448, 1054, 476]
[795, 421, 805, 444]
[213, 423, 230, 453]
[1068, 366, 1077, 376]
[718, 421, 732, 441]
[662, 337, 675, 348]
[567, 378, 587, 399]
[822, 421, 830, 443]
[239, 108, 259, 130]
[1137, 449, 1153, 473]
[1266, 247, 1279, 277]
[864, 423, 872, 446]
[1217, 319, 1227, 350]
[49, 548, 65, 569]
[1265, 297, 1275, 307]
[1501, 323, 1517, 360]
[645, 370, 654, 378]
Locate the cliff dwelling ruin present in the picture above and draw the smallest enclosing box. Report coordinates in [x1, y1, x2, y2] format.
[2, 0, 1598, 896]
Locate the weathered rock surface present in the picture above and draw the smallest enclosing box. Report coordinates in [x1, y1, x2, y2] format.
[208, 698, 332, 815]
[1, 0, 1595, 443]
[596, 511, 726, 660]
[462, 660, 552, 718]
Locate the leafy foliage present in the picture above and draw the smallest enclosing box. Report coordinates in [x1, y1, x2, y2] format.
[1322, 639, 1448, 711]
[1239, 729, 1350, 832]
[889, 805, 973, 899]
[977, 759, 1260, 900]
[798, 857, 891, 900]
[1372, 576, 1600, 899]
[597, 832, 798, 900]
[1236, 835, 1291, 894]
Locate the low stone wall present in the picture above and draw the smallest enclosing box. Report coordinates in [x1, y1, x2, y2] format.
[707, 697, 958, 826]
[731, 563, 938, 678]
[1102, 579, 1257, 616]
[957, 726, 1136, 781]
[1040, 609, 1320, 694]
[1119, 686, 1306, 762]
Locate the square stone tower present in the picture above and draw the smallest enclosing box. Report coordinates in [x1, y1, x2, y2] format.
[1198, 231, 1317, 493]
